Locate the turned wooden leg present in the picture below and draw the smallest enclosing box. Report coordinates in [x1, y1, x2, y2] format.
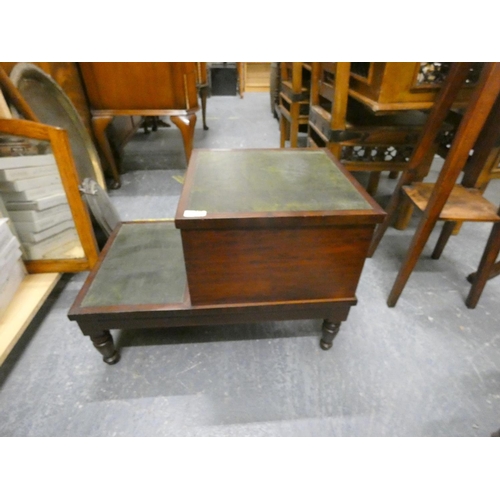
[199, 86, 209, 130]
[171, 114, 197, 164]
[320, 320, 341, 350]
[91, 115, 121, 189]
[90, 330, 120, 365]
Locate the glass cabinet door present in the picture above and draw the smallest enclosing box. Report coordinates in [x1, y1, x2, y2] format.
[0, 119, 99, 273]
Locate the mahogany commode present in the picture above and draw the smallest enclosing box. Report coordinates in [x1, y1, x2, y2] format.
[68, 149, 385, 364]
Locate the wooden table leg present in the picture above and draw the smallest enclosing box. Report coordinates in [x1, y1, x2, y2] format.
[171, 114, 197, 164]
[90, 330, 120, 365]
[91, 115, 121, 189]
[320, 320, 341, 350]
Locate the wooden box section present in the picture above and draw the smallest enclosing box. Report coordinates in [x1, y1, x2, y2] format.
[348, 62, 481, 113]
[78, 62, 199, 113]
[175, 149, 385, 305]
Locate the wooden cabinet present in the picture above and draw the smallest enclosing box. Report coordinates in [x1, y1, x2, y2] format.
[348, 62, 482, 112]
[78, 62, 200, 187]
[241, 63, 271, 93]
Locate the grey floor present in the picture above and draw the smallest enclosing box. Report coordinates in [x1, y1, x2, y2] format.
[1, 93, 499, 437]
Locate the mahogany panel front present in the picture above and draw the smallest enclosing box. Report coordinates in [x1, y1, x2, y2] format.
[176, 149, 385, 305]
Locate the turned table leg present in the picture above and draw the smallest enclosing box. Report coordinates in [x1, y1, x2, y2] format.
[90, 330, 120, 365]
[320, 320, 341, 350]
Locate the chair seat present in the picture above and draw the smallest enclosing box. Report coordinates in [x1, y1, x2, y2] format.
[403, 183, 500, 222]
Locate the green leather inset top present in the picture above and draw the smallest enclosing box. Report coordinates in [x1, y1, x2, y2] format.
[81, 222, 186, 307]
[186, 150, 372, 214]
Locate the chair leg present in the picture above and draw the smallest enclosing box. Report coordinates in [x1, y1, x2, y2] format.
[393, 198, 414, 230]
[466, 222, 500, 308]
[432, 221, 457, 259]
[387, 214, 440, 307]
[366, 171, 381, 196]
[467, 261, 500, 283]
[199, 86, 209, 130]
[279, 114, 286, 148]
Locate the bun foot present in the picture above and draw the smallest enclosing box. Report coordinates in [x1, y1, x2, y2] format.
[104, 351, 121, 365]
[320, 320, 340, 351]
[320, 339, 333, 350]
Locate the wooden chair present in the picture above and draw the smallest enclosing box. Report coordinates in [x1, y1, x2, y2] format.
[367, 62, 500, 307]
[279, 62, 312, 148]
[307, 62, 433, 196]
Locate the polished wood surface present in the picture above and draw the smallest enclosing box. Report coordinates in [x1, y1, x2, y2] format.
[180, 225, 374, 305]
[175, 148, 384, 306]
[348, 63, 479, 113]
[78, 63, 200, 187]
[68, 221, 356, 363]
[78, 63, 199, 112]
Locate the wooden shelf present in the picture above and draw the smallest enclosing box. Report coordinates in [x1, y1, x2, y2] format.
[403, 183, 500, 222]
[0, 272, 61, 365]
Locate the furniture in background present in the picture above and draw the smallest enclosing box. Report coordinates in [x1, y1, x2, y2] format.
[278, 62, 311, 148]
[240, 63, 271, 94]
[69, 149, 385, 364]
[0, 117, 101, 365]
[269, 63, 280, 118]
[209, 63, 239, 96]
[348, 63, 481, 112]
[196, 62, 209, 130]
[307, 62, 432, 196]
[367, 62, 500, 308]
[78, 63, 200, 188]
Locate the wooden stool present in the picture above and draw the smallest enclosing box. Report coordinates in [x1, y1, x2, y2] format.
[367, 62, 500, 307]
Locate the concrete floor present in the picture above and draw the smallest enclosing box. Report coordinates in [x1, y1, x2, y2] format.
[1, 93, 499, 436]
